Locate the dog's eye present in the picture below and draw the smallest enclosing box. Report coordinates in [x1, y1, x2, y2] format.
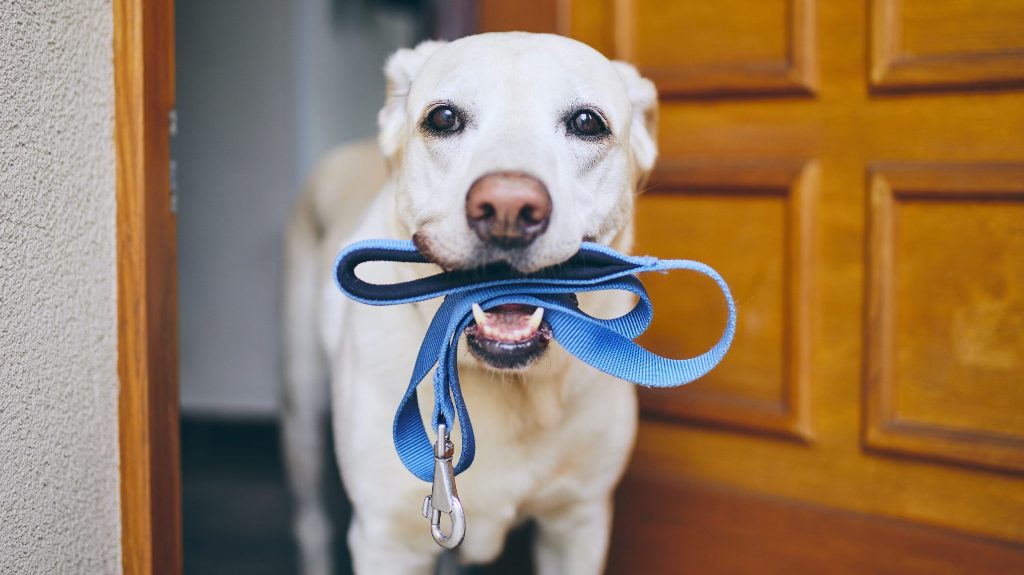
[424, 105, 463, 134]
[567, 109, 608, 138]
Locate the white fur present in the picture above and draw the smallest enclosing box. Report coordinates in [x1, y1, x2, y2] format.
[282, 32, 658, 575]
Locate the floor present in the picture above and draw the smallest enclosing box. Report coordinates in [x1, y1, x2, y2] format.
[181, 417, 533, 575]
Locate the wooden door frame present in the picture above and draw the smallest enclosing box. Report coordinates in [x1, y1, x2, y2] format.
[114, 0, 181, 573]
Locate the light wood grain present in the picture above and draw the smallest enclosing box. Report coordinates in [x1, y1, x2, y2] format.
[478, 0, 1024, 566]
[613, 0, 817, 97]
[634, 160, 816, 440]
[114, 0, 181, 572]
[871, 0, 1024, 91]
[865, 164, 1024, 474]
[607, 472, 1024, 574]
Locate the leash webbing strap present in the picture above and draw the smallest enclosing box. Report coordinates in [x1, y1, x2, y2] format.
[334, 239, 737, 483]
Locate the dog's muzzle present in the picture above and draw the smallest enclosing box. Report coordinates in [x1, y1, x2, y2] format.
[465, 171, 551, 249]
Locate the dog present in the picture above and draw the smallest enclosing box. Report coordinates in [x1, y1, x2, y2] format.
[282, 32, 658, 575]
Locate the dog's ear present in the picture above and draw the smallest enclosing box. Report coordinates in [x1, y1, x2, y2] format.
[611, 61, 659, 176]
[378, 40, 448, 161]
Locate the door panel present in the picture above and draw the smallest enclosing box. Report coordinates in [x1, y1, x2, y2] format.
[871, 0, 1024, 90]
[866, 165, 1024, 473]
[479, 0, 1024, 572]
[615, 0, 817, 96]
[899, 0, 1024, 55]
[635, 161, 815, 439]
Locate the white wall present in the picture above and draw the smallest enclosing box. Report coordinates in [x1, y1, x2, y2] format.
[0, 1, 122, 572]
[176, 0, 419, 416]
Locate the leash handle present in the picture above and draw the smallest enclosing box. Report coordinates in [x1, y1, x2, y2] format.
[334, 239, 652, 305]
[334, 239, 737, 483]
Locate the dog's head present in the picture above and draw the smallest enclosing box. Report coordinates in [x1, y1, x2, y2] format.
[379, 32, 658, 370]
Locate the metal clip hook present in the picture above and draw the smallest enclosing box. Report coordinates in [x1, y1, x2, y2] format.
[421, 423, 466, 549]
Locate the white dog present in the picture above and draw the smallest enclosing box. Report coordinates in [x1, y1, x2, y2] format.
[282, 32, 658, 575]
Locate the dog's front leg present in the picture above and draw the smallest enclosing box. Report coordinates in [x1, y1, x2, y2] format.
[347, 513, 441, 575]
[533, 499, 613, 575]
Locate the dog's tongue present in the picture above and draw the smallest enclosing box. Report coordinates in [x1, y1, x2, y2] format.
[471, 303, 544, 343]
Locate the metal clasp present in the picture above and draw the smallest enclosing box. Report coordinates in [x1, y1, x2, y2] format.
[421, 423, 466, 549]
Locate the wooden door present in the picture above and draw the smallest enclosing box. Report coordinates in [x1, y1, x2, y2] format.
[115, 0, 182, 573]
[479, 1, 1024, 572]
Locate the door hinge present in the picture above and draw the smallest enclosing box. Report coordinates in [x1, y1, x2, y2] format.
[169, 108, 178, 214]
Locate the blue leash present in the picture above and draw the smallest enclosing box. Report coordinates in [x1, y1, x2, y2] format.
[334, 238, 736, 479]
[333, 239, 736, 547]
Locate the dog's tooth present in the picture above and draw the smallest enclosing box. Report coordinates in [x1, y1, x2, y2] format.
[527, 307, 544, 331]
[472, 303, 488, 326]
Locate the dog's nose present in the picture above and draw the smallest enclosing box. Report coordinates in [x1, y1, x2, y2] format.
[465, 172, 552, 248]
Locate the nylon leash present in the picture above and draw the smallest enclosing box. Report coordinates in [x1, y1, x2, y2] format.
[334, 238, 737, 548]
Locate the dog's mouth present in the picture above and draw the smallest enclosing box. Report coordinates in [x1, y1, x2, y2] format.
[464, 303, 552, 370]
